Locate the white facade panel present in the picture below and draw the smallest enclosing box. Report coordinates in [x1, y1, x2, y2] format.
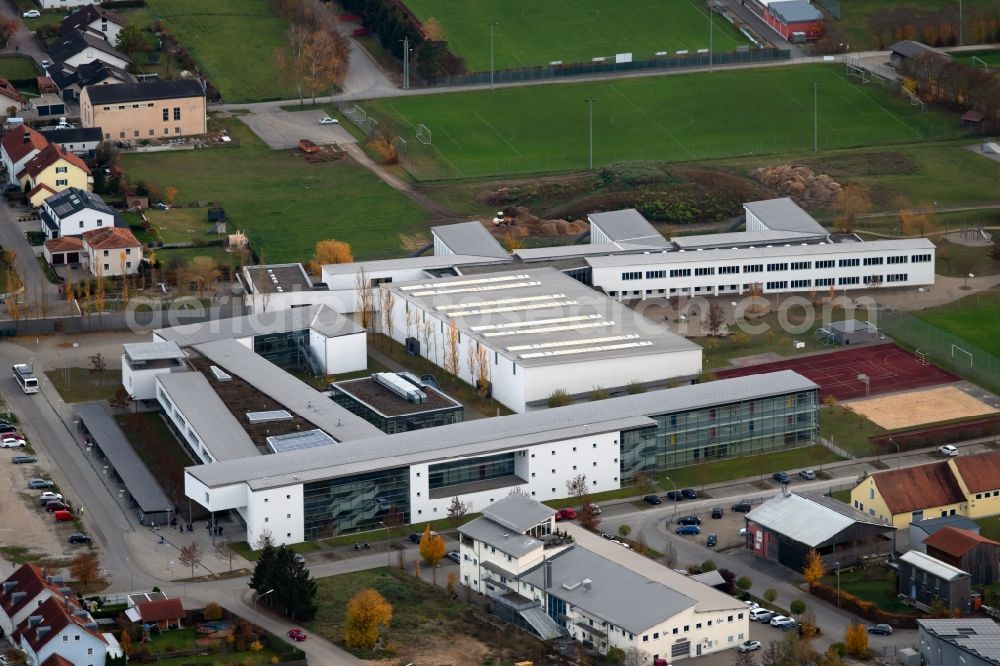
[244, 484, 304, 547]
[43, 206, 117, 240]
[184, 472, 247, 513]
[310, 328, 366, 375]
[121, 355, 172, 401]
[433, 234, 453, 257]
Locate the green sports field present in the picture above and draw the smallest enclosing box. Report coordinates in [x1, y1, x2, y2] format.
[917, 297, 1000, 358]
[955, 50, 1000, 75]
[402, 0, 748, 72]
[364, 65, 962, 179]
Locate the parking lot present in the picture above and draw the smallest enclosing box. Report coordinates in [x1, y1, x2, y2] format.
[237, 108, 358, 150]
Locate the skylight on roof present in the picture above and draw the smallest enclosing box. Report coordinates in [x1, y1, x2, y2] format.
[482, 320, 614, 338]
[507, 334, 639, 352]
[436, 293, 566, 311]
[447, 300, 578, 318]
[400, 274, 530, 291]
[411, 280, 541, 297]
[519, 341, 653, 359]
[470, 314, 603, 332]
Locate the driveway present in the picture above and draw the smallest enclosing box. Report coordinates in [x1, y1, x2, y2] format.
[0, 0, 49, 64]
[237, 108, 357, 150]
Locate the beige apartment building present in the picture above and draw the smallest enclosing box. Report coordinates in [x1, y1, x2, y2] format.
[80, 80, 207, 140]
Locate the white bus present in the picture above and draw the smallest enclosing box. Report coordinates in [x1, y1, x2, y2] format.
[12, 364, 38, 394]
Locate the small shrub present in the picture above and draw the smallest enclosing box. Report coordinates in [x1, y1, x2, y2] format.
[548, 389, 571, 408]
[764, 588, 778, 604]
[626, 380, 647, 394]
[829, 642, 847, 657]
[700, 559, 716, 572]
[590, 386, 610, 401]
[605, 646, 625, 663]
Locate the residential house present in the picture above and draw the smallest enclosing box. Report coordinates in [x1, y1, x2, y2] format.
[1, 125, 47, 183]
[745, 492, 895, 571]
[42, 236, 83, 267]
[50, 60, 136, 102]
[80, 80, 207, 141]
[39, 127, 104, 158]
[16, 143, 91, 207]
[59, 4, 126, 44]
[924, 527, 1000, 586]
[918, 618, 1000, 666]
[125, 598, 184, 631]
[40, 187, 121, 240]
[458, 494, 750, 662]
[48, 32, 130, 71]
[897, 549, 972, 613]
[909, 515, 981, 554]
[38, 0, 93, 8]
[28, 94, 66, 119]
[0, 564, 69, 638]
[851, 452, 1000, 529]
[13, 596, 110, 666]
[850, 461, 967, 528]
[0, 78, 24, 111]
[81, 227, 141, 276]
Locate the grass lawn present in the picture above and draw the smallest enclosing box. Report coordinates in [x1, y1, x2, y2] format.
[0, 55, 38, 80]
[934, 237, 1000, 278]
[154, 246, 243, 271]
[403, 0, 747, 72]
[44, 368, 120, 403]
[141, 627, 283, 664]
[309, 567, 494, 659]
[114, 412, 209, 521]
[363, 64, 960, 179]
[822, 568, 916, 615]
[833, 0, 996, 50]
[819, 405, 885, 457]
[144, 208, 222, 244]
[916, 290, 1000, 357]
[975, 516, 1000, 543]
[141, 0, 296, 102]
[230, 539, 320, 562]
[121, 118, 433, 262]
[955, 50, 1000, 74]
[831, 488, 851, 503]
[658, 445, 842, 490]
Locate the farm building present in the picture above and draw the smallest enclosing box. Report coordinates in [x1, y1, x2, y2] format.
[909, 515, 981, 553]
[745, 492, 895, 571]
[923, 527, 1000, 586]
[897, 549, 972, 613]
[745, 0, 825, 42]
[889, 41, 950, 70]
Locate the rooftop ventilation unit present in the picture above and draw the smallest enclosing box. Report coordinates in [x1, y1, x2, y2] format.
[209, 366, 231, 382]
[246, 410, 293, 424]
[562, 580, 582, 591]
[397, 372, 428, 389]
[373, 372, 427, 404]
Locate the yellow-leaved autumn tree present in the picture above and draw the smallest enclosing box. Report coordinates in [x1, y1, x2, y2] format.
[419, 524, 446, 583]
[802, 549, 824, 586]
[314, 239, 354, 265]
[845, 621, 869, 657]
[344, 588, 393, 649]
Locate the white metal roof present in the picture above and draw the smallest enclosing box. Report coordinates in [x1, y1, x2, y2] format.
[671, 229, 825, 249]
[900, 550, 969, 581]
[481, 494, 555, 533]
[513, 242, 664, 262]
[122, 341, 185, 362]
[154, 305, 353, 347]
[588, 209, 671, 247]
[432, 221, 510, 260]
[743, 198, 827, 235]
[321, 254, 511, 276]
[747, 492, 891, 547]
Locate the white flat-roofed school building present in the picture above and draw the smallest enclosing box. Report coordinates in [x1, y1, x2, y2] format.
[381, 266, 703, 412]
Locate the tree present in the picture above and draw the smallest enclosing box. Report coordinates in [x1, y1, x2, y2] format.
[663, 540, 677, 568]
[833, 183, 871, 232]
[115, 23, 145, 59]
[367, 130, 399, 165]
[803, 549, 825, 585]
[731, 649, 756, 666]
[446, 496, 469, 522]
[344, 588, 392, 649]
[214, 539, 234, 573]
[717, 568, 736, 594]
[764, 588, 778, 605]
[621, 647, 649, 666]
[302, 29, 348, 103]
[706, 302, 726, 336]
[119, 630, 132, 657]
[178, 542, 203, 578]
[314, 239, 353, 265]
[184, 256, 220, 298]
[898, 208, 933, 237]
[474, 343, 490, 399]
[443, 320, 460, 381]
[844, 622, 869, 657]
[380, 286, 395, 341]
[89, 353, 107, 385]
[618, 524, 631, 538]
[0, 17, 19, 46]
[273, 24, 310, 105]
[109, 387, 131, 410]
[70, 553, 99, 592]
[701, 559, 717, 572]
[565, 473, 588, 498]
[418, 525, 445, 582]
[736, 576, 753, 594]
[790, 599, 807, 619]
[272, 547, 318, 621]
[355, 266, 374, 331]
[204, 602, 223, 621]
[421, 17, 447, 41]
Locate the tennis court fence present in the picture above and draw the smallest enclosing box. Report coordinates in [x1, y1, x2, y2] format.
[879, 308, 1000, 394]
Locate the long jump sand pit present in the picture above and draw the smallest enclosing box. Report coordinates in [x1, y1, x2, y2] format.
[849, 385, 997, 430]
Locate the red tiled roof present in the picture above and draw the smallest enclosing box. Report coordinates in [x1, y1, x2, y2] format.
[17, 143, 90, 180]
[137, 598, 184, 622]
[952, 451, 1000, 493]
[25, 182, 57, 202]
[82, 226, 140, 250]
[1, 125, 45, 164]
[44, 236, 83, 253]
[0, 78, 23, 104]
[41, 655, 75, 666]
[872, 461, 966, 515]
[0, 563, 61, 618]
[924, 526, 1000, 558]
[17, 596, 105, 652]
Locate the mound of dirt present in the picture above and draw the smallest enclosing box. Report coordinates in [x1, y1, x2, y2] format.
[495, 206, 587, 238]
[749, 164, 842, 206]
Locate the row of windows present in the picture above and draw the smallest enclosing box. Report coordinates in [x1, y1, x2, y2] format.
[839, 258, 860, 267]
[838, 276, 860, 285]
[620, 255, 928, 282]
[622, 271, 642, 280]
[106, 128, 183, 139]
[766, 263, 788, 272]
[670, 268, 690, 278]
[975, 490, 1000, 499]
[816, 259, 835, 269]
[912, 254, 933, 263]
[887, 255, 908, 264]
[161, 107, 182, 121]
[766, 281, 787, 290]
[863, 257, 883, 266]
[641, 613, 745, 641]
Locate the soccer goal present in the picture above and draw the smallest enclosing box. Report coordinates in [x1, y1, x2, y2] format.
[416, 123, 432, 145]
[951, 345, 974, 367]
[845, 59, 869, 83]
[392, 136, 407, 157]
[915, 349, 929, 366]
[343, 104, 367, 128]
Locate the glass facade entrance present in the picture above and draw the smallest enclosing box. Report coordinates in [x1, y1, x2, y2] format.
[302, 466, 410, 540]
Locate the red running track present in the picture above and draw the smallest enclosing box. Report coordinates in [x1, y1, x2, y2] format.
[716, 343, 959, 400]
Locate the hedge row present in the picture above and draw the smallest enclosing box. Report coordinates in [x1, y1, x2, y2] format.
[871, 415, 1000, 453]
[809, 582, 920, 628]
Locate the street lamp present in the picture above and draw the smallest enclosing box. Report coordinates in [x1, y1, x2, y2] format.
[125, 556, 133, 592]
[489, 21, 498, 90]
[835, 561, 841, 607]
[118, 488, 126, 518]
[964, 273, 975, 290]
[379, 521, 391, 567]
[663, 475, 679, 524]
[585, 99, 596, 170]
[253, 588, 275, 613]
[888, 437, 901, 469]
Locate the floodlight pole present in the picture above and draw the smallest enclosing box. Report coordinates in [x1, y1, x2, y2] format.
[489, 21, 498, 90]
[813, 82, 818, 153]
[400, 37, 410, 90]
[585, 99, 595, 169]
[709, 3, 714, 73]
[959, 0, 963, 46]
[379, 521, 391, 567]
[888, 437, 901, 469]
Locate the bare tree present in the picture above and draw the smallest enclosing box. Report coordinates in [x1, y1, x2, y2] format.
[621, 648, 650, 666]
[446, 496, 469, 522]
[664, 540, 677, 568]
[253, 528, 275, 551]
[475, 343, 490, 399]
[405, 307, 415, 341]
[444, 320, 460, 381]
[214, 539, 234, 573]
[89, 353, 107, 385]
[273, 24, 310, 105]
[565, 473, 588, 498]
[354, 266, 374, 332]
[465, 340, 479, 392]
[706, 302, 726, 336]
[421, 320, 436, 365]
[178, 542, 204, 578]
[380, 287, 395, 343]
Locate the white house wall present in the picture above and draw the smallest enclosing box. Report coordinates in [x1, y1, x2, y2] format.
[309, 328, 366, 375]
[121, 356, 173, 401]
[244, 484, 304, 547]
[46, 207, 117, 240]
[184, 473, 247, 514]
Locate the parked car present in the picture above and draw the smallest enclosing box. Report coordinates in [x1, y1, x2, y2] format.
[53, 510, 73, 522]
[774, 618, 797, 631]
[68, 533, 92, 544]
[446, 551, 461, 564]
[39, 492, 63, 504]
[293, 553, 306, 565]
[678, 515, 701, 526]
[665, 490, 684, 501]
[11, 455, 36, 464]
[681, 488, 698, 499]
[555, 508, 577, 521]
[40, 59, 50, 68]
[750, 608, 774, 622]
[675, 525, 700, 536]
[318, 116, 339, 125]
[772, 471, 790, 484]
[711, 507, 724, 519]
[939, 445, 958, 457]
[286, 628, 307, 642]
[0, 437, 26, 448]
[731, 500, 752, 513]
[868, 623, 893, 635]
[744, 600, 759, 609]
[599, 533, 615, 540]
[612, 540, 631, 549]
[44, 501, 68, 513]
[643, 494, 662, 505]
[769, 615, 792, 626]
[706, 533, 717, 547]
[0, 424, 18, 434]
[737, 640, 762, 653]
[28, 479, 54, 489]
[799, 469, 816, 480]
[585, 503, 602, 515]
[22, 10, 40, 18]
